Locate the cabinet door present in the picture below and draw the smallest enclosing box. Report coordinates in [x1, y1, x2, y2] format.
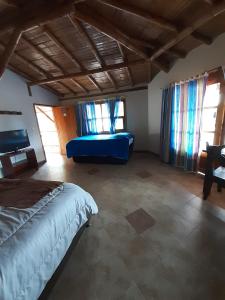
[53, 106, 77, 155]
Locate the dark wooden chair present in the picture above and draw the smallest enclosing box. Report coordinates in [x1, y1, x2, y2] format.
[203, 143, 225, 200]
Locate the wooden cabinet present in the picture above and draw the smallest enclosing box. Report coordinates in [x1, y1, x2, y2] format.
[53, 106, 77, 155]
[0, 148, 38, 178]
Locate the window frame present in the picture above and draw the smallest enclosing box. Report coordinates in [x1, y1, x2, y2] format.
[86, 98, 127, 134]
[200, 73, 225, 151]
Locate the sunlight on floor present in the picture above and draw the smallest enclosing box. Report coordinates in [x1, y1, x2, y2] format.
[45, 153, 66, 167]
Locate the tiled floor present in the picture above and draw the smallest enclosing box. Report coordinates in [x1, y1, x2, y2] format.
[26, 153, 225, 300]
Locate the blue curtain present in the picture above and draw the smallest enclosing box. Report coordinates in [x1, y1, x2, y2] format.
[78, 101, 98, 136]
[160, 86, 174, 163]
[77, 97, 121, 136]
[107, 97, 120, 133]
[160, 75, 207, 172]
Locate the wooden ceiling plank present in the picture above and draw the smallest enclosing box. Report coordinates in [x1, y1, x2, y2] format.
[98, 0, 216, 48]
[69, 16, 117, 89]
[68, 16, 104, 66]
[60, 81, 77, 94]
[0, 35, 61, 95]
[73, 9, 149, 60]
[29, 59, 146, 86]
[73, 9, 169, 72]
[98, 0, 178, 32]
[42, 25, 84, 70]
[71, 78, 88, 93]
[117, 42, 134, 86]
[0, 27, 22, 78]
[151, 0, 225, 61]
[105, 71, 117, 89]
[22, 35, 64, 73]
[0, 40, 48, 78]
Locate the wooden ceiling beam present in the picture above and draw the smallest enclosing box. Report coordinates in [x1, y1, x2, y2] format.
[60, 81, 78, 94]
[14, 53, 49, 78]
[60, 85, 148, 101]
[0, 43, 61, 95]
[0, 1, 87, 36]
[105, 71, 117, 89]
[88, 75, 103, 91]
[68, 16, 104, 66]
[132, 38, 186, 58]
[147, 60, 152, 83]
[117, 42, 134, 86]
[42, 25, 84, 70]
[151, 0, 225, 61]
[0, 36, 61, 95]
[29, 59, 146, 86]
[204, 0, 214, 4]
[98, 0, 216, 47]
[191, 31, 213, 45]
[73, 9, 148, 60]
[0, 1, 74, 35]
[0, 41, 45, 78]
[69, 16, 117, 89]
[98, 0, 178, 32]
[0, 0, 18, 7]
[71, 78, 88, 93]
[73, 8, 169, 72]
[0, 27, 22, 78]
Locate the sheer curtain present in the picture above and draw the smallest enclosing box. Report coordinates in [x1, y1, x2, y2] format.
[107, 97, 121, 133]
[78, 101, 98, 136]
[160, 75, 208, 171]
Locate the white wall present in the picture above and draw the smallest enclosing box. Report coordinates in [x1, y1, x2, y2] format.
[148, 33, 225, 154]
[0, 69, 59, 162]
[124, 89, 149, 151]
[62, 88, 149, 151]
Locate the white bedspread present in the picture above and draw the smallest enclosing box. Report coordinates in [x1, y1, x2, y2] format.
[0, 183, 98, 300]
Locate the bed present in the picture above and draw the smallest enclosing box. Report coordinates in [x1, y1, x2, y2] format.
[0, 179, 98, 300]
[66, 132, 134, 164]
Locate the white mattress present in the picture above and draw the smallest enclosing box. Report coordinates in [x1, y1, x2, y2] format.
[0, 183, 98, 300]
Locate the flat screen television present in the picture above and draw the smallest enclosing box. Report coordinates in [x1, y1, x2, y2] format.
[0, 129, 30, 153]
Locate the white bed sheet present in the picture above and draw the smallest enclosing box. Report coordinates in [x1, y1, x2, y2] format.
[0, 183, 98, 300]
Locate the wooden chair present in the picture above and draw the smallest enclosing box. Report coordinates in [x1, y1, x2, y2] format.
[203, 143, 225, 200]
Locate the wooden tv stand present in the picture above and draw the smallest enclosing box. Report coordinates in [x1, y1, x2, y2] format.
[0, 148, 38, 178]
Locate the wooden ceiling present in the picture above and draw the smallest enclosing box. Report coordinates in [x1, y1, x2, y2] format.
[0, 0, 225, 100]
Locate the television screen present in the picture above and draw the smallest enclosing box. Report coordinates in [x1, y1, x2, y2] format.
[0, 129, 30, 153]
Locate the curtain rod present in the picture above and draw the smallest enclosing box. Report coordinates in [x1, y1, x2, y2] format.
[77, 96, 125, 105]
[162, 65, 223, 89]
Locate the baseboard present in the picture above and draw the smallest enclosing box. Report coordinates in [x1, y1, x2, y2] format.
[133, 150, 160, 157]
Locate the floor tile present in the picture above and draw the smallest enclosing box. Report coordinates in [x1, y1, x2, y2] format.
[18, 152, 225, 300]
[126, 208, 155, 234]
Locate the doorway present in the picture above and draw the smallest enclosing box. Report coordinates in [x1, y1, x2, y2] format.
[34, 105, 61, 160]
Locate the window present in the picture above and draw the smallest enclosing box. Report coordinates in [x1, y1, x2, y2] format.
[199, 83, 221, 151]
[86, 100, 125, 134]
